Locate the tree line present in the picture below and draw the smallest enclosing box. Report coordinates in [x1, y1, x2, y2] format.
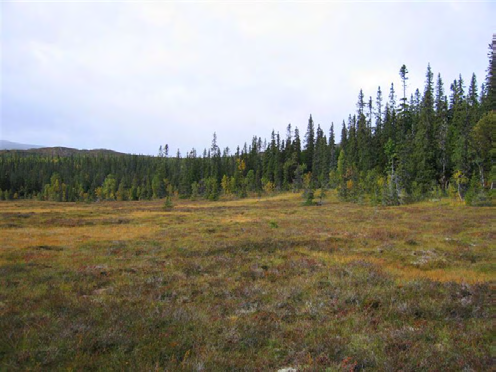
[1, 42, 494, 205]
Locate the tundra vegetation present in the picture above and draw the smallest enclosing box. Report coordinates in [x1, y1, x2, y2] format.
[0, 192, 493, 370]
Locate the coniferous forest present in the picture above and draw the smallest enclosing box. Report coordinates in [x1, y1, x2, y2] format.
[1, 43, 495, 206]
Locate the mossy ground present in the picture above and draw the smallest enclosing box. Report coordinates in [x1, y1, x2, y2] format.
[0, 192, 494, 370]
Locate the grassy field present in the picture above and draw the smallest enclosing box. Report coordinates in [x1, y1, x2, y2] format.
[0, 192, 494, 371]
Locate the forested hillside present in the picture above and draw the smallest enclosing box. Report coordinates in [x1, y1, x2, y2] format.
[1, 45, 494, 205]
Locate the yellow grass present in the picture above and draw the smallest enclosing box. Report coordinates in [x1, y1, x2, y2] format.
[1, 193, 494, 285]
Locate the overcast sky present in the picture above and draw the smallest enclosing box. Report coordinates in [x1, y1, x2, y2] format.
[1, 1, 495, 155]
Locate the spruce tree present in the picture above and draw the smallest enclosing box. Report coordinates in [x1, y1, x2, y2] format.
[356, 93, 371, 173]
[450, 75, 474, 186]
[483, 35, 496, 112]
[328, 123, 336, 171]
[399, 65, 409, 116]
[304, 115, 315, 173]
[435, 73, 450, 189]
[293, 126, 302, 166]
[413, 64, 436, 192]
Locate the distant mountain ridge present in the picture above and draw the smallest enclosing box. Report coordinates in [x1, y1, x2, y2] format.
[0, 140, 44, 150]
[0, 146, 126, 157]
[0, 141, 126, 157]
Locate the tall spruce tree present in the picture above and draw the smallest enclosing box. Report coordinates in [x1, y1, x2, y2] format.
[399, 65, 409, 116]
[328, 123, 336, 171]
[483, 35, 496, 112]
[304, 115, 315, 173]
[413, 64, 436, 191]
[435, 73, 450, 189]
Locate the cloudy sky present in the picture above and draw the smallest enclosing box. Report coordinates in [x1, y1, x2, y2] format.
[1, 1, 494, 155]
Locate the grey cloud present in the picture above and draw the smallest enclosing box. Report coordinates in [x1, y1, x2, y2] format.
[1, 2, 494, 154]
